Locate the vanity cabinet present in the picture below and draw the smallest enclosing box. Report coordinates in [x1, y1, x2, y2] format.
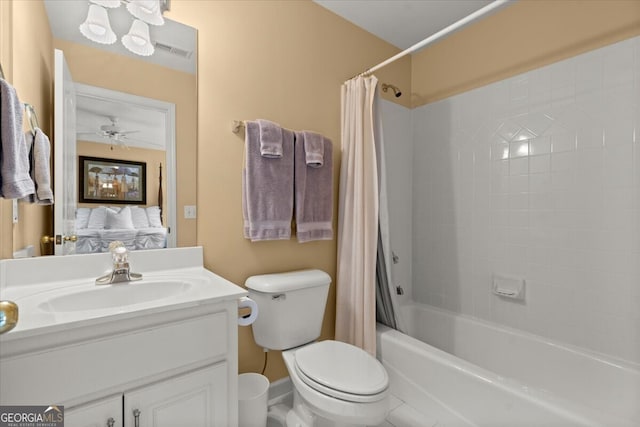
[0, 248, 246, 427]
[124, 363, 227, 427]
[66, 395, 123, 427]
[1, 302, 239, 427]
[66, 364, 227, 427]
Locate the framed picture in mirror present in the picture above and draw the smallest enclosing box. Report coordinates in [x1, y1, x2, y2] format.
[79, 156, 146, 204]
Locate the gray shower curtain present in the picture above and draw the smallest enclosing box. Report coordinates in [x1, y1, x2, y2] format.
[373, 91, 403, 332]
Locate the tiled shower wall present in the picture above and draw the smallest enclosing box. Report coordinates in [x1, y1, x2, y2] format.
[410, 36, 640, 363]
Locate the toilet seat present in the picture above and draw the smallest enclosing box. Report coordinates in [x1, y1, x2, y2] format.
[293, 340, 388, 403]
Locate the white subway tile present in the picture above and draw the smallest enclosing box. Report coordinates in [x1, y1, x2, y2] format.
[529, 210, 554, 229]
[529, 192, 554, 210]
[510, 157, 529, 175]
[550, 171, 575, 191]
[551, 130, 577, 152]
[510, 140, 530, 158]
[604, 117, 634, 148]
[407, 36, 640, 363]
[530, 154, 551, 174]
[551, 150, 576, 172]
[508, 193, 529, 210]
[529, 173, 551, 193]
[603, 41, 635, 88]
[575, 50, 603, 95]
[604, 143, 634, 187]
[530, 136, 552, 156]
[509, 175, 529, 194]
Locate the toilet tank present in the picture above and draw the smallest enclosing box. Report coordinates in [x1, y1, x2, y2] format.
[245, 269, 331, 350]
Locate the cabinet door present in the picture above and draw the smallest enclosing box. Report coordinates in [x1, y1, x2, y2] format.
[124, 363, 228, 427]
[65, 394, 123, 427]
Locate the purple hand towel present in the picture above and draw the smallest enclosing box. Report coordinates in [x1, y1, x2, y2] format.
[257, 119, 283, 158]
[0, 78, 35, 199]
[302, 131, 324, 167]
[294, 131, 333, 243]
[242, 121, 294, 241]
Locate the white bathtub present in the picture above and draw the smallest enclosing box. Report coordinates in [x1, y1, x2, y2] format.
[376, 303, 640, 427]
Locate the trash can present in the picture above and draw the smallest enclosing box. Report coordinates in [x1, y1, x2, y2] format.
[238, 373, 270, 427]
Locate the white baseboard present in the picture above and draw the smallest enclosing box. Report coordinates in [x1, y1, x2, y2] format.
[268, 376, 293, 406]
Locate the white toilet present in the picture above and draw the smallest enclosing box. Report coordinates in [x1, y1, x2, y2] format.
[246, 270, 389, 427]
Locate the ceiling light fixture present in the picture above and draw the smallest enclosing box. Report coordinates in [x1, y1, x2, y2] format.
[79, 4, 117, 45]
[127, 0, 165, 26]
[79, 0, 168, 56]
[91, 0, 121, 8]
[122, 19, 154, 56]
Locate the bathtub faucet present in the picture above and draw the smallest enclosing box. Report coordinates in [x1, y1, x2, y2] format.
[96, 242, 143, 285]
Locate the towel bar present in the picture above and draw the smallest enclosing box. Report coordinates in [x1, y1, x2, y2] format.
[232, 120, 245, 134]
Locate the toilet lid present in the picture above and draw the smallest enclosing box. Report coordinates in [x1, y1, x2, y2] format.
[294, 341, 388, 398]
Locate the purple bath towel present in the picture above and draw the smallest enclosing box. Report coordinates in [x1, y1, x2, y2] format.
[243, 121, 294, 241]
[0, 78, 35, 199]
[294, 131, 333, 243]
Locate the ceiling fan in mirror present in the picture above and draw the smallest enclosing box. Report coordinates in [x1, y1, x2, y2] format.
[77, 116, 140, 150]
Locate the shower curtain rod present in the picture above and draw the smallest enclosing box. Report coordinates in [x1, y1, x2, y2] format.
[352, 0, 510, 78]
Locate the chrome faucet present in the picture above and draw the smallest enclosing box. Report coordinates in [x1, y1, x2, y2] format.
[96, 242, 143, 285]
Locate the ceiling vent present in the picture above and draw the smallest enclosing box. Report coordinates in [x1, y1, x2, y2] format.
[153, 41, 192, 59]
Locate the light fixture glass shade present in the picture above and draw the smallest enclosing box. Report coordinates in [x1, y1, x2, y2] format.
[126, 0, 164, 26]
[79, 4, 117, 45]
[122, 19, 155, 56]
[90, 0, 121, 8]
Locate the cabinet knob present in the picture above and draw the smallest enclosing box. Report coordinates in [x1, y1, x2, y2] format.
[133, 409, 141, 427]
[107, 417, 115, 427]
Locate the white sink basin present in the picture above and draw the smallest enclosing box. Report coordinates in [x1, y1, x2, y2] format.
[38, 280, 192, 313]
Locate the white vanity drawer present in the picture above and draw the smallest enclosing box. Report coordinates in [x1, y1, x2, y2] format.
[0, 311, 228, 405]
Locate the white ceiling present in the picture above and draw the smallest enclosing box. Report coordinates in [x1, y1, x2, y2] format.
[313, 0, 495, 50]
[76, 93, 167, 151]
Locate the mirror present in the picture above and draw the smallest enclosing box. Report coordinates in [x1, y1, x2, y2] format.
[43, 0, 197, 255]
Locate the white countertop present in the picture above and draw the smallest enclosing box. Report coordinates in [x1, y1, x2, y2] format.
[0, 247, 247, 345]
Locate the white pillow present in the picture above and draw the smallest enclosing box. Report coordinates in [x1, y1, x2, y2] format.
[76, 208, 91, 229]
[106, 206, 135, 229]
[87, 206, 107, 229]
[131, 206, 150, 229]
[146, 206, 163, 228]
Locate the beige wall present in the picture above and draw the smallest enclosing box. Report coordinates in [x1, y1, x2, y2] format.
[77, 141, 165, 210]
[166, 0, 410, 381]
[53, 39, 198, 248]
[411, 0, 640, 107]
[0, 0, 53, 258]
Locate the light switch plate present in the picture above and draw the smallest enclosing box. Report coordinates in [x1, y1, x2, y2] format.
[184, 205, 197, 219]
